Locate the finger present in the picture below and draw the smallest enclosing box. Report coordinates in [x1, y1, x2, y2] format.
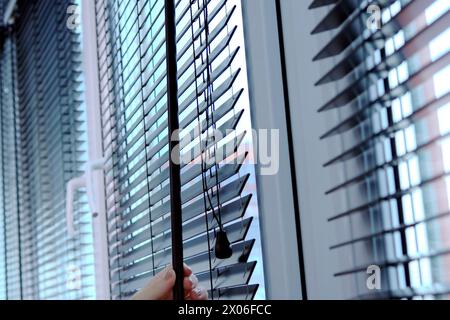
[183, 273, 198, 292]
[132, 266, 176, 300]
[183, 263, 193, 277]
[190, 287, 208, 300]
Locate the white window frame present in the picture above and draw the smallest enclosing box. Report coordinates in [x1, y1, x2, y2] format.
[241, 0, 304, 300]
[65, 0, 110, 300]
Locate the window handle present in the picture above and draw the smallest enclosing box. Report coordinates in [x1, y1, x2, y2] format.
[66, 157, 106, 237]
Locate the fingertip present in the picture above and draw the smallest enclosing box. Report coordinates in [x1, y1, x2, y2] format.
[183, 278, 193, 291]
[165, 269, 176, 283]
[183, 274, 198, 291]
[183, 263, 192, 276]
[191, 287, 208, 300]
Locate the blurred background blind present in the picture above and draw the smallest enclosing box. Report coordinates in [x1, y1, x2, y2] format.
[0, 0, 96, 300]
[311, 0, 450, 299]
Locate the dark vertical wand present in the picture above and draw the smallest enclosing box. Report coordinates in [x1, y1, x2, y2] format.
[165, 0, 184, 301]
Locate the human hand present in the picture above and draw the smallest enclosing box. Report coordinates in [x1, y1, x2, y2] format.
[131, 264, 208, 300]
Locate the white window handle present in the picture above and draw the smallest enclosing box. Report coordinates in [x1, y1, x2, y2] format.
[66, 157, 106, 237]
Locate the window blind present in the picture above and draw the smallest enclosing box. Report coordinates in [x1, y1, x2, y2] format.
[0, 0, 97, 300]
[95, 0, 259, 300]
[0, 20, 21, 300]
[310, 0, 450, 298]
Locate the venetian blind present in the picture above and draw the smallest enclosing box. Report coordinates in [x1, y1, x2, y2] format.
[96, 0, 259, 300]
[311, 0, 450, 298]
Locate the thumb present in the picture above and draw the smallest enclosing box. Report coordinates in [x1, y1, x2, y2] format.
[131, 267, 176, 300]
